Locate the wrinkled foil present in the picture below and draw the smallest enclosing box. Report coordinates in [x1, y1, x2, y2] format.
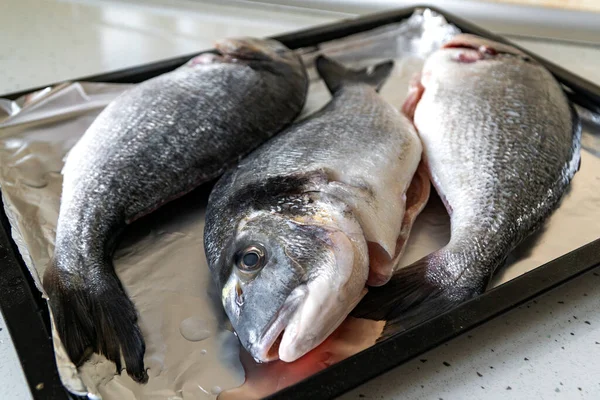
[0, 8, 599, 400]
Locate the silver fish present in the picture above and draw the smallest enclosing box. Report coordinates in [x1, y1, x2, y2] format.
[42, 37, 308, 382]
[354, 34, 581, 331]
[204, 56, 429, 363]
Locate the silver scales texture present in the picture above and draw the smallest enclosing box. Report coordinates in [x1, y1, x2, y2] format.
[414, 47, 581, 296]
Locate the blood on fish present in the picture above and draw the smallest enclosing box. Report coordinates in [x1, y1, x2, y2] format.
[402, 73, 425, 120]
[455, 51, 485, 63]
[218, 317, 384, 400]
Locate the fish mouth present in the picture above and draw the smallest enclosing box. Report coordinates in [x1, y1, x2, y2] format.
[214, 38, 280, 62]
[442, 34, 530, 60]
[443, 37, 498, 55]
[187, 38, 283, 67]
[251, 286, 307, 363]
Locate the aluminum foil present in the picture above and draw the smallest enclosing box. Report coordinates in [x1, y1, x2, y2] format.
[0, 8, 599, 400]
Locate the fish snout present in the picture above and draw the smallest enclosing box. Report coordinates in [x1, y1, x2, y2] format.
[215, 37, 289, 62]
[246, 286, 307, 363]
[442, 33, 530, 61]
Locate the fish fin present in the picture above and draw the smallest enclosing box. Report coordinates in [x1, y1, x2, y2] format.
[315, 56, 394, 94]
[352, 251, 483, 334]
[43, 260, 148, 383]
[401, 73, 425, 121]
[366, 161, 431, 286]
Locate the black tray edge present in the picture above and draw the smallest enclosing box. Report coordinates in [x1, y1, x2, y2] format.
[0, 195, 76, 399]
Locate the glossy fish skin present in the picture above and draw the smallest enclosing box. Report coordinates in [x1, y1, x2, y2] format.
[355, 34, 581, 329]
[42, 37, 308, 382]
[205, 56, 427, 364]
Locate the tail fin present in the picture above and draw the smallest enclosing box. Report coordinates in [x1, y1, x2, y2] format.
[352, 250, 484, 341]
[43, 258, 148, 383]
[315, 56, 394, 94]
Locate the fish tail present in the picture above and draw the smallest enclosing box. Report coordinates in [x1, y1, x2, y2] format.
[43, 257, 148, 383]
[315, 55, 394, 94]
[352, 248, 486, 339]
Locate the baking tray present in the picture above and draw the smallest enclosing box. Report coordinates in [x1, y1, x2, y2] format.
[1, 5, 599, 400]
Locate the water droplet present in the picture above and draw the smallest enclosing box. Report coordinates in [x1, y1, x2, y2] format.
[200, 349, 207, 355]
[211, 386, 222, 395]
[179, 317, 213, 342]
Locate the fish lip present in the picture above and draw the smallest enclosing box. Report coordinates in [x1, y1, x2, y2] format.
[251, 286, 307, 362]
[442, 40, 499, 58]
[214, 39, 275, 62]
[442, 35, 530, 60]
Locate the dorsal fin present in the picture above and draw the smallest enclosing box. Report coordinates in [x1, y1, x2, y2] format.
[315, 56, 394, 94]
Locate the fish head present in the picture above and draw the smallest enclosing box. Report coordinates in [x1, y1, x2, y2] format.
[417, 34, 535, 95]
[421, 34, 533, 77]
[216, 203, 368, 363]
[214, 37, 303, 71]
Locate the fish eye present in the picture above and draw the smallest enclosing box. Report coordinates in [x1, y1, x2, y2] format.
[235, 245, 266, 273]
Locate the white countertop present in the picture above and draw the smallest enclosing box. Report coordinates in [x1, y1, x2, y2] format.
[0, 309, 32, 400]
[1, 0, 599, 399]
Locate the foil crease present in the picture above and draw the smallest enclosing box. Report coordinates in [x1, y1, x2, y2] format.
[0, 8, 599, 400]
